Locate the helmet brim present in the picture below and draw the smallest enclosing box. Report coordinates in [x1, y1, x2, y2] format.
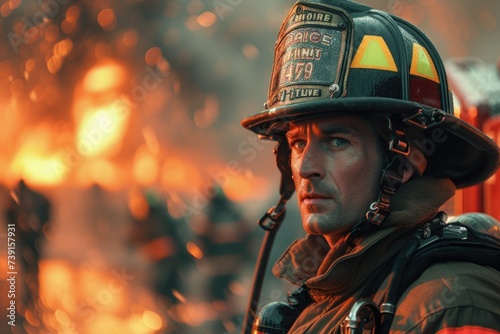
[241, 97, 500, 189]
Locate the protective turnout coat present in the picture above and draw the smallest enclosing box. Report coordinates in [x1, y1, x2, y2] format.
[272, 177, 500, 333]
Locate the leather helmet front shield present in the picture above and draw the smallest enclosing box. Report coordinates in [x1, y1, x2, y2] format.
[267, 3, 353, 109]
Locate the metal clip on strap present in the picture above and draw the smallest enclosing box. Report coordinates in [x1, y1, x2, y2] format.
[259, 196, 288, 231]
[366, 201, 391, 226]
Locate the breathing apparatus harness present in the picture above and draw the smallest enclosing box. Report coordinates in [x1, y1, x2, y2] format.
[248, 207, 500, 334]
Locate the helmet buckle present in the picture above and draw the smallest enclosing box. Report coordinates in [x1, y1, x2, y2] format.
[403, 108, 445, 129]
[389, 124, 410, 156]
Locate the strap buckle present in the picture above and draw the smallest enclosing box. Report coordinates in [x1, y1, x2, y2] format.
[366, 201, 391, 226]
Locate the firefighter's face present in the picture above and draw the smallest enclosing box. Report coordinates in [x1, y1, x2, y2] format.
[287, 115, 385, 246]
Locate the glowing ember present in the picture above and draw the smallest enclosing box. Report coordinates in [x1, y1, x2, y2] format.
[186, 242, 204, 259]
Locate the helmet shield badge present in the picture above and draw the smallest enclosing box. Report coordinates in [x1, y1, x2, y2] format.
[268, 3, 352, 109]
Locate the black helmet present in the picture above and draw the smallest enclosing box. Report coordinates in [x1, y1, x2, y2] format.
[241, 0, 500, 225]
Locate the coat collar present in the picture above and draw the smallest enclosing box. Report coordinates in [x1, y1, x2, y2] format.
[272, 176, 455, 298]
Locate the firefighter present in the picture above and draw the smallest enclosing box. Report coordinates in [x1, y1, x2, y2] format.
[127, 189, 188, 306]
[191, 184, 255, 332]
[240, 0, 500, 332]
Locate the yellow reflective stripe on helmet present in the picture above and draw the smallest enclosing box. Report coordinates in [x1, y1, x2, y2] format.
[410, 43, 440, 83]
[350, 35, 398, 72]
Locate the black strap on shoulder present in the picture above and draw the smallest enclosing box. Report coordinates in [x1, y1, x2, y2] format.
[378, 214, 500, 334]
[398, 221, 500, 297]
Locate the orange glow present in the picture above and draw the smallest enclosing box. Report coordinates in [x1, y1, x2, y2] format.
[10, 78, 24, 96]
[128, 313, 160, 334]
[54, 309, 71, 327]
[194, 94, 219, 128]
[25, 58, 36, 72]
[452, 93, 462, 119]
[75, 102, 130, 158]
[35, 259, 169, 333]
[185, 16, 202, 31]
[45, 24, 60, 43]
[142, 310, 163, 330]
[61, 18, 77, 35]
[142, 237, 177, 261]
[123, 29, 139, 47]
[242, 43, 260, 60]
[97, 9, 116, 31]
[128, 188, 150, 220]
[170, 302, 218, 325]
[82, 62, 126, 93]
[47, 55, 63, 74]
[9, 0, 21, 10]
[172, 289, 187, 303]
[87, 314, 127, 333]
[145, 47, 163, 66]
[1, 3, 11, 17]
[10, 153, 63, 186]
[206, 166, 271, 202]
[142, 126, 160, 155]
[66, 5, 81, 23]
[38, 260, 75, 310]
[133, 145, 160, 185]
[8, 124, 65, 186]
[54, 38, 73, 57]
[87, 159, 121, 189]
[197, 11, 217, 27]
[186, 242, 204, 259]
[161, 157, 202, 191]
[468, 106, 478, 119]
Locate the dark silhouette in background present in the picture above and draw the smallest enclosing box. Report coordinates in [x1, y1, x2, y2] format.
[190, 185, 256, 333]
[3, 180, 52, 330]
[127, 190, 190, 307]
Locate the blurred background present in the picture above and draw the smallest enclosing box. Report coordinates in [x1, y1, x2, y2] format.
[0, 0, 499, 333]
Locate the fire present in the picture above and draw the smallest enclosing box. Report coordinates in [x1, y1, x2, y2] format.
[82, 62, 125, 94]
[75, 103, 129, 158]
[36, 259, 167, 333]
[7, 123, 64, 187]
[75, 62, 130, 160]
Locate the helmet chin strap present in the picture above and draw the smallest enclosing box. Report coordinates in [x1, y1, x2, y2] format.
[267, 120, 412, 228]
[258, 139, 295, 230]
[242, 139, 295, 334]
[366, 120, 410, 225]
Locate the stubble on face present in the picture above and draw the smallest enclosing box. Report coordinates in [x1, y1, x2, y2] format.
[288, 115, 385, 245]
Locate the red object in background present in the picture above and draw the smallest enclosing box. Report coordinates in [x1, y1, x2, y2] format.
[446, 58, 500, 219]
[483, 116, 500, 220]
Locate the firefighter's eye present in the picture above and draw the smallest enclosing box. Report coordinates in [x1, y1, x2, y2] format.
[329, 137, 349, 147]
[289, 139, 306, 150]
